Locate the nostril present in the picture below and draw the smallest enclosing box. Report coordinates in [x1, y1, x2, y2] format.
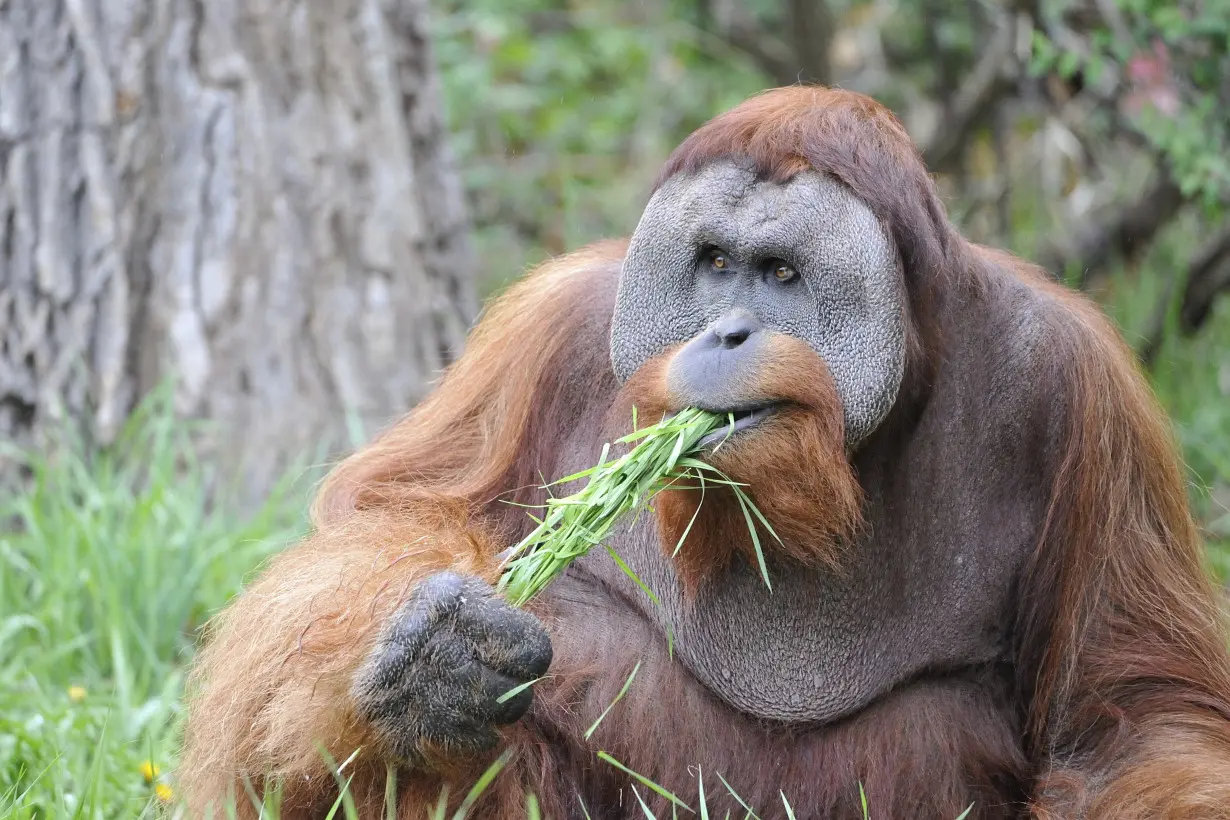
[718, 328, 752, 348]
[709, 310, 762, 349]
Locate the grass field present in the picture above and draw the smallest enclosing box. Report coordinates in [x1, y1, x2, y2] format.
[1, 271, 1228, 818]
[0, 396, 308, 818]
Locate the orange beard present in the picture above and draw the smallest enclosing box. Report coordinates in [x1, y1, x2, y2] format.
[607, 334, 865, 592]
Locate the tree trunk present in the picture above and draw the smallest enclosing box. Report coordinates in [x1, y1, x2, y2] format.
[0, 0, 477, 504]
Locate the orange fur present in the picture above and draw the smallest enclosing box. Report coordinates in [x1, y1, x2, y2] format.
[178, 87, 1230, 819]
[177, 243, 628, 817]
[178, 500, 500, 817]
[989, 247, 1230, 818]
[611, 335, 863, 591]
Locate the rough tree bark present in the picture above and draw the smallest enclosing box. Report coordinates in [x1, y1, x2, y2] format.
[0, 0, 477, 504]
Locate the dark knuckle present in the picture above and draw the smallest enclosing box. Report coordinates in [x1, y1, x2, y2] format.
[492, 686, 535, 725]
[531, 630, 553, 669]
[418, 571, 468, 611]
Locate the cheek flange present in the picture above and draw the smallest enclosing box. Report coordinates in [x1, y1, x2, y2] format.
[815, 280, 908, 447]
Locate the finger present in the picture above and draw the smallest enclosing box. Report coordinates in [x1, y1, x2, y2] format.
[459, 600, 553, 679]
[419, 711, 501, 760]
[476, 664, 536, 725]
[380, 571, 473, 664]
[358, 629, 479, 723]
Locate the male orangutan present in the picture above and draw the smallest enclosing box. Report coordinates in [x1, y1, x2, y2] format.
[179, 86, 1230, 819]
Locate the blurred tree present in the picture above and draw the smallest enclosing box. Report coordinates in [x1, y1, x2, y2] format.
[430, 0, 773, 295]
[0, 0, 476, 504]
[1025, 0, 1230, 348]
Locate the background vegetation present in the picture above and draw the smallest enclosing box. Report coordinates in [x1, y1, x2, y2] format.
[2, 0, 1229, 815]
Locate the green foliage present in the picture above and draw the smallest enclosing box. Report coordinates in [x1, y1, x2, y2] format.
[499, 407, 777, 606]
[1029, 0, 1230, 211]
[430, 0, 769, 295]
[0, 390, 306, 817]
[875, 0, 985, 109]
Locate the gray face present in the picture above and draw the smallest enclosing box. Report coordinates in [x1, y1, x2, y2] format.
[609, 160, 907, 446]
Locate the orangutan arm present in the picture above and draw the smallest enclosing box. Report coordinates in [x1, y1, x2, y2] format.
[177, 502, 511, 816]
[176, 243, 629, 818]
[1016, 286, 1230, 819]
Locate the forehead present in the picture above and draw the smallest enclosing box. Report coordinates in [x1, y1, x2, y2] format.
[650, 159, 890, 261]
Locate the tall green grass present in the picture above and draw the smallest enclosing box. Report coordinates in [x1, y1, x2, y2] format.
[0, 391, 306, 818]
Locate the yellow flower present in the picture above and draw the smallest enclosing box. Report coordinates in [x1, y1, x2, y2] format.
[67, 686, 86, 703]
[140, 761, 161, 783]
[154, 783, 174, 802]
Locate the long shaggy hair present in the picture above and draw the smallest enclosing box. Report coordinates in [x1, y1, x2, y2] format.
[177, 87, 1230, 820]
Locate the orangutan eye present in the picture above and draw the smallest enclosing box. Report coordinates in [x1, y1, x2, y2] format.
[771, 262, 797, 283]
[708, 250, 730, 271]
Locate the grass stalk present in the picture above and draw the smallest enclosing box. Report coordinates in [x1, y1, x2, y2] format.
[497, 407, 780, 606]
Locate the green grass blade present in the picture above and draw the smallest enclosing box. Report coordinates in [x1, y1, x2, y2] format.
[672, 470, 707, 558]
[631, 785, 659, 819]
[731, 489, 772, 592]
[431, 785, 451, 820]
[451, 748, 514, 820]
[731, 485, 784, 546]
[715, 773, 760, 820]
[697, 767, 709, 820]
[323, 775, 356, 820]
[496, 677, 541, 704]
[603, 545, 664, 609]
[780, 792, 797, 820]
[384, 765, 398, 820]
[666, 428, 688, 473]
[598, 752, 694, 814]
[585, 660, 642, 740]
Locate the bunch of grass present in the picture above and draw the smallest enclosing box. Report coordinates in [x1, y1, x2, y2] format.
[497, 406, 780, 607]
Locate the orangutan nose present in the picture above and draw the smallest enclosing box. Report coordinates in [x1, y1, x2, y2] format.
[705, 309, 763, 350]
[666, 309, 771, 414]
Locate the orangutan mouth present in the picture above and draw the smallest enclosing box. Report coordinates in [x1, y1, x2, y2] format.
[697, 403, 781, 449]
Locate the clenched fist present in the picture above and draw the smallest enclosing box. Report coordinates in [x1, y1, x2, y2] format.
[352, 571, 553, 769]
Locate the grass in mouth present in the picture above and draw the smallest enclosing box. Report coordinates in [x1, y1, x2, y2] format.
[496, 406, 781, 607]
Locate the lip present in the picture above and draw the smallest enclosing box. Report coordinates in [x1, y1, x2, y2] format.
[697, 404, 781, 449]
